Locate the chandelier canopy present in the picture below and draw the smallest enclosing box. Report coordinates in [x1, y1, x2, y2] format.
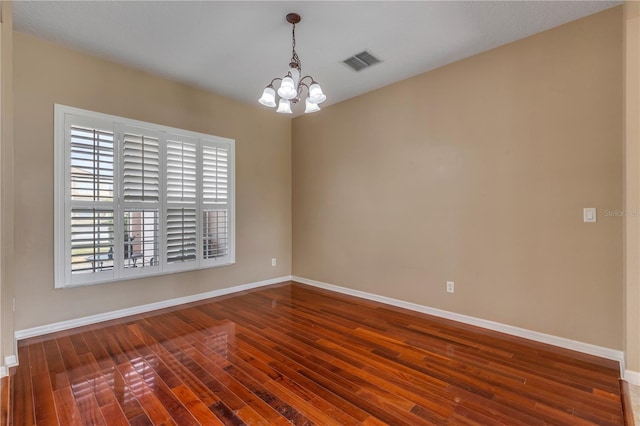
[258, 13, 326, 114]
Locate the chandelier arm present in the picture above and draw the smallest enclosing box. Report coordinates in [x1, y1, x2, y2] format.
[268, 77, 283, 87]
[298, 75, 315, 85]
[297, 82, 310, 97]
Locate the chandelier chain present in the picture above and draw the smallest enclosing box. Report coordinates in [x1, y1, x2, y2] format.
[291, 22, 301, 70]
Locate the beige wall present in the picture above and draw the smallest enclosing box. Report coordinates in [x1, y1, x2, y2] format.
[12, 32, 292, 330]
[624, 0, 640, 373]
[1, 0, 14, 366]
[293, 8, 623, 349]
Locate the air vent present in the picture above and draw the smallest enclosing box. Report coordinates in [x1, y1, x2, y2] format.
[343, 51, 381, 72]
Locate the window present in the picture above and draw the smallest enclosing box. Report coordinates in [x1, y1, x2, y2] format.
[55, 105, 235, 288]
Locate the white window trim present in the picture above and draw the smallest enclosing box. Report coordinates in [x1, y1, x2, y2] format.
[54, 104, 235, 289]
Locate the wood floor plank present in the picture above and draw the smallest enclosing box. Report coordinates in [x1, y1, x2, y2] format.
[171, 384, 225, 426]
[8, 281, 626, 425]
[73, 393, 105, 426]
[41, 341, 69, 393]
[52, 388, 82, 426]
[1, 376, 9, 426]
[11, 345, 34, 426]
[98, 401, 130, 426]
[30, 372, 58, 426]
[114, 363, 175, 426]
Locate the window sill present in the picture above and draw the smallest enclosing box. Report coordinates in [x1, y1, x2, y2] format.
[57, 260, 236, 289]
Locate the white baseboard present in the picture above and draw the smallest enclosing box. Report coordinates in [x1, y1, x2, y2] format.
[625, 370, 640, 386]
[5, 355, 17, 367]
[15, 275, 292, 341]
[292, 276, 625, 371]
[0, 355, 19, 378]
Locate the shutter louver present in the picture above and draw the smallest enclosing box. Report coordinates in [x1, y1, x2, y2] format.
[123, 133, 160, 202]
[166, 208, 197, 263]
[70, 126, 114, 202]
[166, 139, 196, 203]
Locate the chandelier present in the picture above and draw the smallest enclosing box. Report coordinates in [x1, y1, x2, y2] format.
[258, 13, 326, 114]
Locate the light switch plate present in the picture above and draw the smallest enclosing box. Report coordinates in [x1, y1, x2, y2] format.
[583, 208, 597, 223]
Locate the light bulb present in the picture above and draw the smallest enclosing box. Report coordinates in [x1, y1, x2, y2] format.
[276, 98, 293, 114]
[277, 77, 297, 100]
[258, 86, 276, 107]
[304, 98, 321, 113]
[308, 83, 326, 104]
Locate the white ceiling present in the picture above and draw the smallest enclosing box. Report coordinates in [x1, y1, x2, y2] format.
[13, 1, 621, 117]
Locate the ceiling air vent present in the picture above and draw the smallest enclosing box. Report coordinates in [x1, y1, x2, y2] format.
[343, 51, 381, 72]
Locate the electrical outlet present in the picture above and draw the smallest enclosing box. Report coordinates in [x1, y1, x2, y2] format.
[271, 258, 277, 267]
[446, 281, 455, 293]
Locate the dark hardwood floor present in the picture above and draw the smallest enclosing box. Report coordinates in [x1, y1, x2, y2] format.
[8, 281, 625, 425]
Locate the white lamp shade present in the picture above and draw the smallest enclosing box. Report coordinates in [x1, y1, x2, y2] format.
[258, 87, 276, 107]
[276, 98, 293, 114]
[308, 83, 326, 104]
[304, 98, 321, 113]
[277, 77, 297, 100]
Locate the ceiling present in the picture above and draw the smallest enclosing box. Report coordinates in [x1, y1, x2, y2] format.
[13, 1, 621, 117]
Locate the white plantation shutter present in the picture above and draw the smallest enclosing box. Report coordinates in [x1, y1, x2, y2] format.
[55, 105, 235, 288]
[66, 120, 116, 285]
[164, 136, 200, 270]
[120, 127, 161, 274]
[201, 142, 231, 263]
[166, 139, 197, 203]
[122, 132, 160, 202]
[202, 145, 228, 204]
